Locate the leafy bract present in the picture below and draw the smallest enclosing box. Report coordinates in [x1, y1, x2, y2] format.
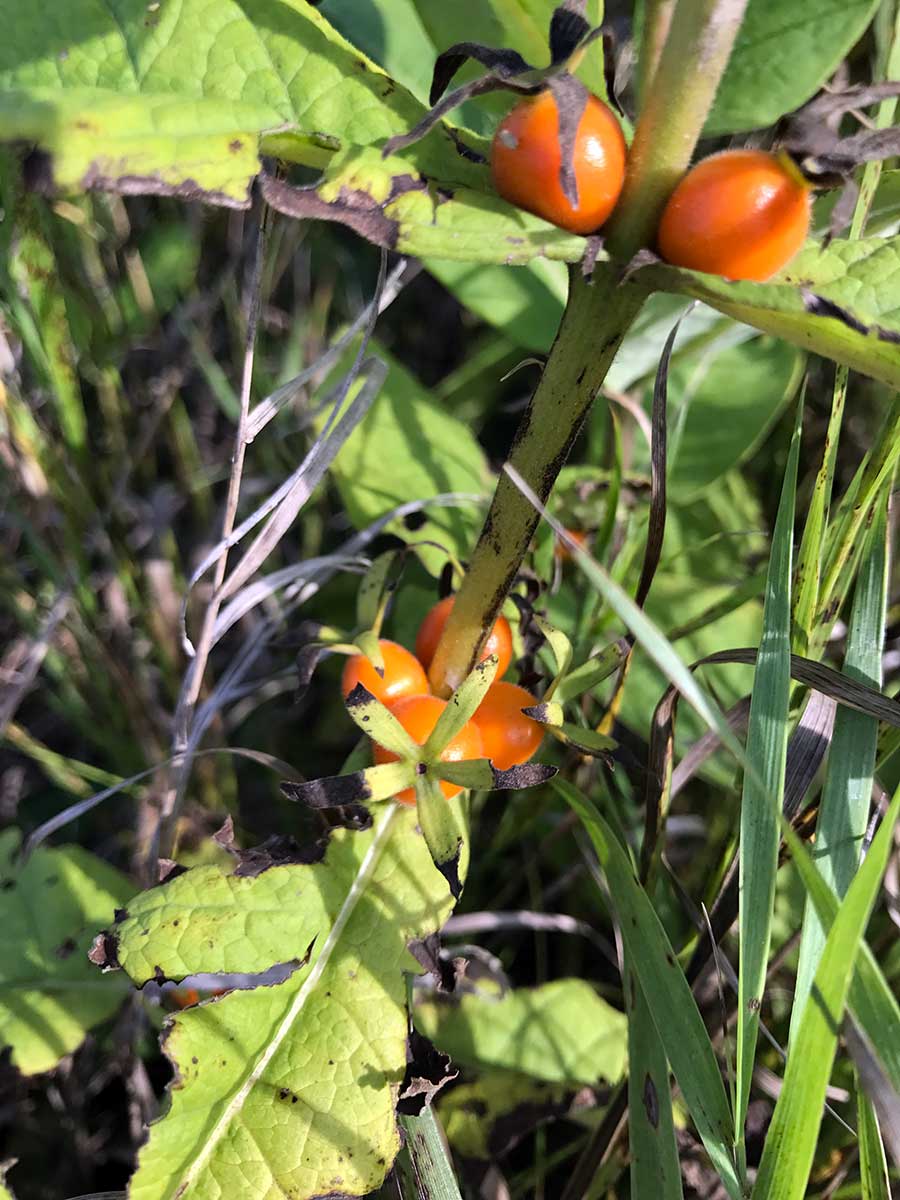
[0, 828, 133, 1075]
[707, 0, 880, 135]
[642, 237, 900, 390]
[415, 978, 626, 1086]
[112, 806, 465, 1200]
[0, 0, 482, 202]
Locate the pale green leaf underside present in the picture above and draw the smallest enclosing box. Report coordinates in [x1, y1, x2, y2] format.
[415, 978, 627, 1087]
[644, 238, 900, 390]
[0, 828, 133, 1075]
[115, 804, 465, 1200]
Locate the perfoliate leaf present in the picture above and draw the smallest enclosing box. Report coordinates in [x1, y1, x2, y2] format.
[424, 655, 498, 757]
[553, 639, 630, 704]
[548, 722, 617, 758]
[282, 760, 413, 809]
[112, 804, 466, 1199]
[415, 777, 464, 901]
[354, 629, 385, 675]
[0, 828, 133, 1075]
[531, 612, 573, 693]
[438, 758, 557, 790]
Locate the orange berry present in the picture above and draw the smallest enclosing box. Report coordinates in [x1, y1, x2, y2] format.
[491, 90, 626, 234]
[415, 595, 513, 679]
[657, 149, 811, 282]
[341, 639, 429, 706]
[373, 694, 483, 806]
[473, 681, 543, 771]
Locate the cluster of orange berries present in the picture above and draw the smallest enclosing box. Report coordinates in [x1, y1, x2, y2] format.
[491, 91, 811, 282]
[341, 597, 543, 806]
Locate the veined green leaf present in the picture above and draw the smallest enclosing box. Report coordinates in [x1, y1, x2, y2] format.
[113, 804, 465, 1199]
[416, 775, 464, 900]
[752, 784, 900, 1199]
[859, 1086, 891, 1200]
[736, 404, 800, 1136]
[424, 655, 498, 756]
[0, 829, 133, 1075]
[554, 779, 741, 1199]
[415, 978, 626, 1087]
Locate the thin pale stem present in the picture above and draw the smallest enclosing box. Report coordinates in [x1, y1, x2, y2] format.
[155, 210, 268, 865]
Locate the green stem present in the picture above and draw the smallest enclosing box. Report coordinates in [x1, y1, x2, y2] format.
[637, 0, 678, 109]
[428, 0, 750, 696]
[396, 1107, 463, 1200]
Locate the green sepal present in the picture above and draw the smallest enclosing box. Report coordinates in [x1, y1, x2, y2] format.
[282, 761, 413, 809]
[553, 639, 630, 704]
[532, 613, 572, 699]
[344, 683, 420, 758]
[354, 629, 385, 675]
[423, 655, 499, 758]
[415, 776, 464, 900]
[356, 549, 402, 633]
[438, 759, 558, 791]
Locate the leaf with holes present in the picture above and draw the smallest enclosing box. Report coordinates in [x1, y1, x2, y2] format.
[107, 806, 465, 1200]
[0, 828, 133, 1075]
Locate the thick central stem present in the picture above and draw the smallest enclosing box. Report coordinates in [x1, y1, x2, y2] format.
[430, 265, 647, 694]
[428, 0, 750, 697]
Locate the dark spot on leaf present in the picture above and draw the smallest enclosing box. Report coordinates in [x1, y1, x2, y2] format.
[191, 1057, 198, 1065]
[44, 875, 58, 886]
[173, 920, 179, 927]
[748, 996, 761, 1012]
[229, 139, 243, 153]
[0, 879, 14, 891]
[55, 937, 76, 959]
[642, 1073, 659, 1129]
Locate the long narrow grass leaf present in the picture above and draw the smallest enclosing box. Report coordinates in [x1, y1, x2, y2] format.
[791, 493, 888, 1038]
[736, 402, 801, 1137]
[751, 784, 900, 1199]
[554, 779, 741, 1199]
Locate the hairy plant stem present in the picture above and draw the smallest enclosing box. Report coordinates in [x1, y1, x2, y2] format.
[428, 0, 750, 696]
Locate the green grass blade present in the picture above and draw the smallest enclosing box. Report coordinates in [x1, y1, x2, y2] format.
[504, 465, 747, 768]
[859, 1085, 891, 1200]
[397, 1107, 463, 1200]
[751, 783, 900, 1200]
[791, 493, 888, 1038]
[736, 404, 801, 1137]
[626, 964, 684, 1200]
[554, 778, 741, 1199]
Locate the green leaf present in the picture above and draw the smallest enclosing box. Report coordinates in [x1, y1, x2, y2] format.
[439, 1071, 579, 1160]
[858, 1086, 891, 1200]
[627, 967, 684, 1200]
[0, 829, 133, 1075]
[0, 0, 482, 202]
[707, 0, 880, 135]
[736, 404, 800, 1136]
[397, 1106, 463, 1200]
[752, 783, 900, 1200]
[426, 258, 569, 354]
[344, 682, 421, 759]
[643, 237, 900, 390]
[553, 639, 629, 704]
[415, 776, 465, 900]
[283, 760, 415, 809]
[664, 337, 804, 503]
[114, 805, 464, 1200]
[415, 978, 627, 1086]
[792, 495, 887, 1036]
[554, 779, 741, 1199]
[324, 341, 489, 574]
[356, 549, 402, 632]
[264, 147, 589, 265]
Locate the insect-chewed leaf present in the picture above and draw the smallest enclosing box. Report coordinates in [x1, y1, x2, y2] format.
[281, 761, 412, 809]
[424, 655, 499, 758]
[109, 804, 466, 1200]
[354, 629, 385, 675]
[416, 777, 464, 901]
[356, 548, 403, 631]
[344, 682, 420, 757]
[437, 758, 557, 791]
[0, 828, 133, 1075]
